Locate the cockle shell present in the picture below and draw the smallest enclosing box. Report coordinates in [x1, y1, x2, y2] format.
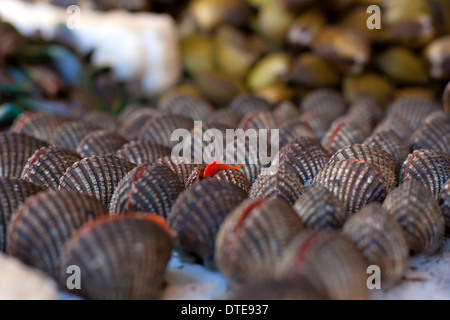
[208, 109, 241, 129]
[116, 140, 172, 166]
[386, 97, 441, 130]
[228, 93, 274, 118]
[364, 129, 410, 166]
[158, 93, 214, 121]
[109, 164, 185, 217]
[215, 199, 304, 284]
[186, 167, 250, 193]
[439, 180, 450, 232]
[238, 111, 285, 131]
[383, 180, 445, 256]
[343, 203, 409, 287]
[77, 130, 128, 158]
[58, 155, 136, 206]
[53, 121, 100, 151]
[59, 214, 174, 300]
[411, 115, 450, 154]
[168, 180, 247, 270]
[7, 190, 107, 278]
[299, 111, 335, 141]
[156, 156, 200, 187]
[21, 145, 81, 190]
[138, 115, 194, 148]
[84, 111, 119, 131]
[118, 108, 159, 140]
[373, 116, 413, 141]
[300, 89, 347, 119]
[274, 101, 301, 122]
[347, 96, 383, 127]
[279, 119, 317, 149]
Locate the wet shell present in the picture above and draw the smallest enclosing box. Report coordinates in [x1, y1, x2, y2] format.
[386, 97, 441, 130]
[207, 109, 241, 129]
[278, 136, 329, 186]
[109, 164, 185, 217]
[321, 117, 369, 155]
[53, 121, 100, 151]
[411, 115, 450, 154]
[439, 180, 450, 232]
[299, 111, 334, 141]
[373, 116, 413, 141]
[276, 230, 368, 300]
[116, 140, 172, 166]
[343, 203, 409, 287]
[0, 178, 43, 252]
[279, 119, 317, 149]
[249, 167, 306, 205]
[58, 155, 136, 206]
[168, 180, 247, 270]
[10, 112, 69, 143]
[300, 89, 347, 120]
[84, 111, 119, 131]
[7, 190, 107, 278]
[347, 96, 383, 127]
[364, 130, 410, 166]
[77, 130, 128, 158]
[158, 93, 214, 121]
[0, 132, 47, 178]
[329, 144, 399, 192]
[59, 214, 174, 300]
[313, 159, 387, 214]
[155, 156, 200, 187]
[383, 180, 445, 256]
[21, 146, 81, 190]
[215, 199, 304, 284]
[293, 184, 348, 230]
[118, 108, 159, 140]
[399, 149, 450, 197]
[138, 115, 194, 148]
[186, 167, 250, 193]
[228, 93, 274, 118]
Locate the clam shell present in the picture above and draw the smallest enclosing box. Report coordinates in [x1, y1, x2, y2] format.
[168, 180, 247, 270]
[53, 121, 100, 151]
[274, 101, 301, 121]
[118, 108, 158, 140]
[109, 164, 185, 217]
[7, 190, 107, 278]
[386, 97, 441, 130]
[347, 96, 383, 127]
[156, 156, 200, 187]
[189, 122, 228, 166]
[0, 178, 43, 252]
[249, 167, 306, 205]
[158, 93, 214, 120]
[411, 115, 450, 154]
[278, 136, 329, 186]
[77, 130, 128, 158]
[59, 214, 174, 300]
[300, 89, 347, 119]
[373, 116, 413, 141]
[238, 111, 285, 131]
[207, 109, 241, 129]
[276, 230, 368, 300]
[10, 112, 69, 143]
[21, 146, 81, 190]
[279, 119, 317, 149]
[299, 111, 334, 141]
[343, 203, 409, 287]
[84, 111, 119, 131]
[138, 115, 194, 148]
[293, 184, 348, 230]
[215, 199, 304, 284]
[321, 117, 369, 154]
[313, 159, 387, 214]
[186, 167, 250, 193]
[329, 144, 399, 192]
[228, 93, 273, 118]
[439, 180, 450, 232]
[0, 132, 47, 178]
[383, 180, 445, 256]
[364, 129, 410, 165]
[58, 155, 136, 206]
[116, 140, 172, 166]
[399, 149, 450, 197]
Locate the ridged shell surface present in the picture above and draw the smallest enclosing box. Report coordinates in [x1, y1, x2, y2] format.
[77, 130, 128, 158]
[116, 140, 172, 166]
[53, 121, 99, 151]
[138, 115, 194, 148]
[10, 112, 69, 143]
[158, 94, 214, 121]
[364, 130, 410, 165]
[386, 97, 441, 130]
[228, 93, 274, 118]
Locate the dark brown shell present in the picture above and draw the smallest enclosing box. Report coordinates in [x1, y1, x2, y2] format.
[118, 108, 159, 140]
[439, 180, 450, 232]
[276, 230, 368, 300]
[77, 130, 128, 158]
[84, 111, 119, 131]
[186, 167, 250, 193]
[279, 118, 317, 149]
[228, 93, 274, 118]
[300, 89, 347, 119]
[364, 129, 410, 165]
[0, 178, 43, 252]
[299, 111, 335, 141]
[215, 199, 304, 284]
[399, 149, 450, 197]
[156, 156, 200, 186]
[109, 164, 185, 217]
[373, 116, 413, 141]
[168, 180, 247, 270]
[158, 93, 214, 120]
[386, 97, 441, 130]
[53, 121, 100, 151]
[21, 146, 81, 190]
[10, 112, 69, 143]
[274, 101, 301, 121]
[138, 115, 194, 148]
[7, 190, 107, 278]
[58, 155, 136, 206]
[249, 167, 306, 205]
[347, 96, 383, 127]
[343, 203, 409, 287]
[383, 180, 445, 256]
[0, 132, 47, 178]
[411, 115, 450, 154]
[329, 144, 399, 192]
[321, 117, 369, 154]
[207, 109, 241, 129]
[278, 136, 329, 186]
[238, 111, 285, 131]
[293, 184, 348, 230]
[313, 159, 387, 214]
[59, 214, 174, 300]
[116, 140, 172, 165]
